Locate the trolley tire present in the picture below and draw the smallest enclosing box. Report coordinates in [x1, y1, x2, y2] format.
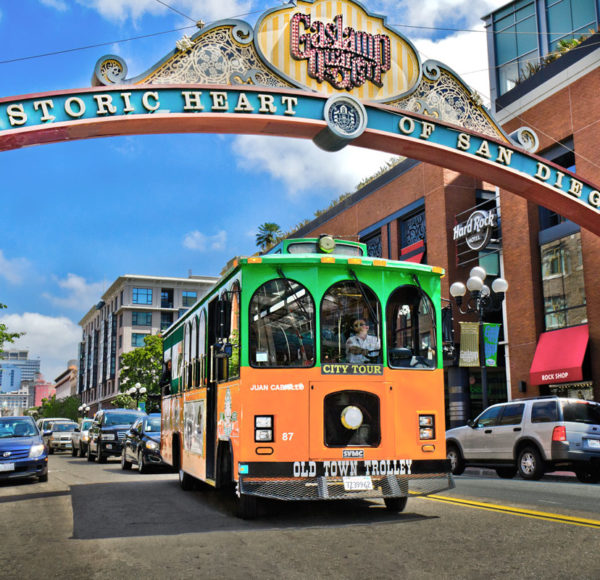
[179, 469, 195, 491]
[384, 497, 408, 512]
[235, 493, 259, 520]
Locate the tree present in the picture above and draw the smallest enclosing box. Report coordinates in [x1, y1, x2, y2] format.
[0, 303, 24, 354]
[256, 222, 283, 251]
[39, 395, 80, 421]
[118, 334, 163, 410]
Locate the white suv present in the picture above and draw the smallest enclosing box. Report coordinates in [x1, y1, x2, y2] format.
[446, 396, 600, 483]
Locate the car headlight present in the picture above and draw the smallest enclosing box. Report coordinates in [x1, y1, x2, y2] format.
[102, 434, 115, 441]
[29, 444, 45, 459]
[145, 440, 159, 451]
[82, 434, 89, 442]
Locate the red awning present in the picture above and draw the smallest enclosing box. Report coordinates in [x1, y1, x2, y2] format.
[400, 240, 425, 263]
[529, 325, 589, 385]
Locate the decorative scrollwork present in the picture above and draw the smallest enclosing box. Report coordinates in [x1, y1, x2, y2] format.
[92, 55, 128, 86]
[509, 126, 540, 153]
[423, 62, 441, 82]
[232, 23, 254, 45]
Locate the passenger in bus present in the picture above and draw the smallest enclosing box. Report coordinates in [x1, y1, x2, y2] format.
[160, 359, 172, 395]
[345, 319, 380, 364]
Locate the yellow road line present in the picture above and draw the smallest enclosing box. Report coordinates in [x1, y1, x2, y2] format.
[419, 494, 600, 529]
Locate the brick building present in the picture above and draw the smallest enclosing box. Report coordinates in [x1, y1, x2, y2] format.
[289, 1, 600, 421]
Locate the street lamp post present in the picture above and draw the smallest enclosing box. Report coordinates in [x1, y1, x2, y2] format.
[449, 266, 508, 410]
[78, 404, 90, 417]
[127, 383, 147, 411]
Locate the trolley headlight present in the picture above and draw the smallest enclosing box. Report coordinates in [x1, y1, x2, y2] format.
[419, 414, 435, 440]
[255, 416, 273, 442]
[341, 406, 363, 430]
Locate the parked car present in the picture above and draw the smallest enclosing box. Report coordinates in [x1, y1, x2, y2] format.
[46, 421, 78, 454]
[71, 418, 94, 457]
[87, 409, 147, 463]
[446, 396, 600, 482]
[40, 419, 75, 449]
[121, 413, 166, 473]
[0, 416, 48, 483]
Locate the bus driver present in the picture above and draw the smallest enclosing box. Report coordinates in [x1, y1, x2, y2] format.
[346, 319, 380, 364]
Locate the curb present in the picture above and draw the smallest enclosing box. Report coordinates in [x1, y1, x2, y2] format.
[463, 467, 577, 482]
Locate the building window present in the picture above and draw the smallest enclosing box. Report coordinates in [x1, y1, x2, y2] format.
[161, 312, 173, 330]
[545, 0, 596, 52]
[182, 291, 197, 307]
[362, 232, 382, 258]
[131, 333, 147, 348]
[118, 335, 122, 349]
[399, 210, 426, 263]
[541, 233, 587, 330]
[133, 288, 152, 305]
[132, 311, 152, 326]
[493, 0, 538, 95]
[161, 288, 173, 308]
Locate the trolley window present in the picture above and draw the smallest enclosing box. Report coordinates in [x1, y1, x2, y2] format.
[387, 285, 436, 369]
[320, 281, 382, 365]
[249, 279, 315, 368]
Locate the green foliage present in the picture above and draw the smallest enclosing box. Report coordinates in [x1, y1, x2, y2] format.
[0, 303, 24, 355]
[39, 395, 80, 421]
[119, 334, 163, 406]
[256, 222, 283, 251]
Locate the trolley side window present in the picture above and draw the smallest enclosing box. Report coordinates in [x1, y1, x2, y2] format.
[320, 281, 382, 365]
[387, 285, 436, 369]
[249, 279, 315, 368]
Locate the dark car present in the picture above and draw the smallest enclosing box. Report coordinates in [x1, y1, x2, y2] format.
[0, 416, 48, 483]
[87, 409, 147, 463]
[121, 413, 166, 473]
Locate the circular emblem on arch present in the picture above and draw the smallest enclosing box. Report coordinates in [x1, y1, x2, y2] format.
[324, 94, 367, 139]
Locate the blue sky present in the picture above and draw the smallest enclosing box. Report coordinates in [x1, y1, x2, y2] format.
[0, 0, 506, 381]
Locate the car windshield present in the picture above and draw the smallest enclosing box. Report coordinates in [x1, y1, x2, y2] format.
[81, 419, 93, 430]
[144, 417, 161, 432]
[53, 423, 77, 432]
[562, 401, 600, 425]
[105, 413, 143, 426]
[0, 418, 37, 437]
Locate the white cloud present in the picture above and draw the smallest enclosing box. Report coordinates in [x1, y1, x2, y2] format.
[0, 250, 30, 285]
[232, 136, 395, 196]
[0, 312, 81, 382]
[75, 0, 251, 23]
[183, 230, 227, 251]
[43, 274, 107, 312]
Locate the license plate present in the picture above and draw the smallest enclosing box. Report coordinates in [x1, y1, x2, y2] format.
[585, 438, 600, 449]
[343, 476, 373, 491]
[0, 463, 15, 472]
[106, 444, 113, 449]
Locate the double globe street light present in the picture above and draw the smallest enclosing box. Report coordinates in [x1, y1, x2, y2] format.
[128, 383, 147, 410]
[78, 404, 90, 417]
[449, 266, 508, 410]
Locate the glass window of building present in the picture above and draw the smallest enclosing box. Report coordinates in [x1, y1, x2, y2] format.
[493, 0, 538, 95]
[386, 285, 436, 369]
[182, 291, 197, 307]
[541, 233, 587, 330]
[546, 0, 596, 51]
[131, 333, 146, 348]
[399, 209, 426, 262]
[161, 288, 173, 308]
[161, 312, 173, 331]
[362, 232, 382, 258]
[132, 311, 152, 326]
[132, 288, 152, 305]
[321, 281, 381, 365]
[249, 279, 315, 368]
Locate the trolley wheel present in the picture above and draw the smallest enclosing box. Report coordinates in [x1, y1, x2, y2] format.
[235, 492, 259, 520]
[384, 497, 408, 512]
[179, 469, 195, 491]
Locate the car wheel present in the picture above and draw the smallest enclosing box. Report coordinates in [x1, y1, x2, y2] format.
[96, 450, 107, 464]
[447, 443, 465, 475]
[48, 447, 54, 455]
[38, 473, 48, 483]
[179, 469, 195, 491]
[138, 451, 147, 474]
[86, 447, 95, 462]
[495, 467, 517, 479]
[121, 450, 132, 470]
[575, 468, 600, 484]
[384, 497, 408, 512]
[517, 446, 544, 480]
[71, 446, 78, 457]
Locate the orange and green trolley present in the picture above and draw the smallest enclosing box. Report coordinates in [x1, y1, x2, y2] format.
[160, 236, 453, 517]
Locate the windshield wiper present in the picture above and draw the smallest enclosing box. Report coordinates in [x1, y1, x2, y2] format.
[276, 267, 311, 324]
[349, 269, 380, 327]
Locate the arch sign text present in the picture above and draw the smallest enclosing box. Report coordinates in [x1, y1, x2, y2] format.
[0, 0, 598, 235]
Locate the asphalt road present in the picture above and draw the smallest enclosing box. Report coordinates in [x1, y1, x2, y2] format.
[1, 454, 599, 580]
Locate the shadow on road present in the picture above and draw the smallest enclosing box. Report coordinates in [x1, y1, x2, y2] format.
[71, 478, 436, 539]
[0, 489, 71, 504]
